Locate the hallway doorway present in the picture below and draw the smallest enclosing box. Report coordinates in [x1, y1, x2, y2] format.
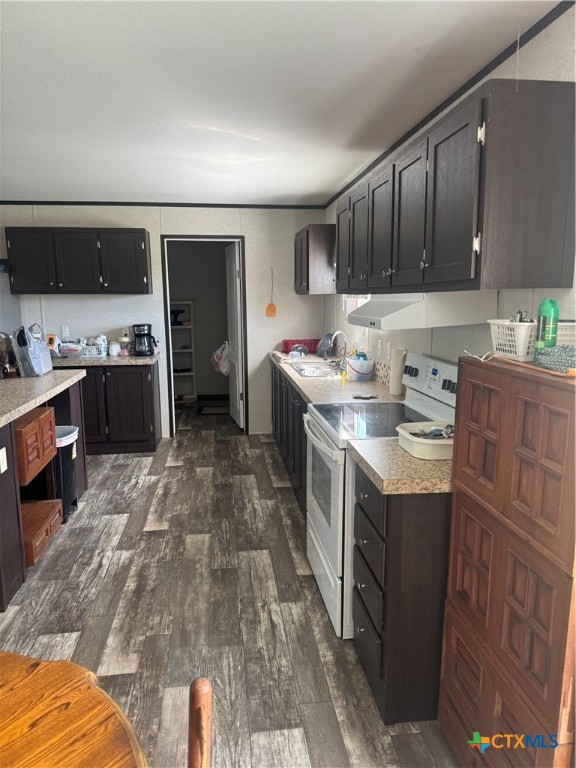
[162, 236, 247, 436]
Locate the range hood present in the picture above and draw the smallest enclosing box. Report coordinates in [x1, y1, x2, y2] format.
[347, 290, 497, 331]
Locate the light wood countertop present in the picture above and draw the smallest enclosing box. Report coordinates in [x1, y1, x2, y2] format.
[52, 353, 161, 367]
[0, 369, 86, 429]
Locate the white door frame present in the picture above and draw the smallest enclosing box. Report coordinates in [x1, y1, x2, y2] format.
[161, 235, 248, 436]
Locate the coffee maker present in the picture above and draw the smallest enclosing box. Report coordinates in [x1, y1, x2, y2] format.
[133, 324, 158, 356]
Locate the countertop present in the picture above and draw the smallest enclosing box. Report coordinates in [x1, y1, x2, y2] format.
[270, 352, 399, 404]
[0, 369, 87, 429]
[270, 351, 453, 495]
[52, 353, 161, 367]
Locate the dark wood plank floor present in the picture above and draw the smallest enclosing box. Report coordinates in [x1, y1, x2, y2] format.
[0, 409, 457, 768]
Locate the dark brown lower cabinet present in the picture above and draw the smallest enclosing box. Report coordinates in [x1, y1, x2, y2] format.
[77, 364, 160, 454]
[0, 424, 26, 611]
[352, 463, 451, 724]
[270, 362, 307, 514]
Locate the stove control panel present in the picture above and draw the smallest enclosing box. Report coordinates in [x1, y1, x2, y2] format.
[402, 353, 458, 409]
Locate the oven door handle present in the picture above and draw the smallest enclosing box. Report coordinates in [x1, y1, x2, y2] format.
[303, 414, 344, 464]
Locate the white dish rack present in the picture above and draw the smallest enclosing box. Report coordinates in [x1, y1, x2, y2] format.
[81, 343, 108, 358]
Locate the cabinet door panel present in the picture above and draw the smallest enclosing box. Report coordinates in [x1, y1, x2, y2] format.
[495, 531, 572, 729]
[335, 199, 350, 292]
[294, 229, 308, 294]
[54, 230, 101, 292]
[6, 229, 57, 293]
[100, 231, 150, 293]
[105, 368, 152, 443]
[425, 99, 482, 283]
[448, 490, 501, 639]
[454, 364, 508, 511]
[393, 138, 427, 286]
[349, 184, 369, 291]
[367, 165, 394, 289]
[503, 379, 574, 572]
[81, 368, 108, 444]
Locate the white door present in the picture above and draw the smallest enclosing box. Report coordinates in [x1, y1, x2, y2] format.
[225, 243, 245, 429]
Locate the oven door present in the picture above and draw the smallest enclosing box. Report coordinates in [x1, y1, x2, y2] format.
[303, 413, 345, 635]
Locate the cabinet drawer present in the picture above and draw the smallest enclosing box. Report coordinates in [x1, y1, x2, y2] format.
[21, 499, 62, 566]
[13, 407, 57, 486]
[354, 503, 386, 584]
[353, 545, 384, 632]
[353, 587, 382, 680]
[355, 465, 387, 536]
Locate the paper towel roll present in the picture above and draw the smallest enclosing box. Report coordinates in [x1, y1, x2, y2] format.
[389, 348, 406, 396]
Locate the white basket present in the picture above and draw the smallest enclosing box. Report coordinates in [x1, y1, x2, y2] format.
[81, 343, 108, 358]
[488, 320, 536, 361]
[557, 322, 576, 346]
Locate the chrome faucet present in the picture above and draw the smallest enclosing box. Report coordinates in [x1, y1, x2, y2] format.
[330, 331, 348, 366]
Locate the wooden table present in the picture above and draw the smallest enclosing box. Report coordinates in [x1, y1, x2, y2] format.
[0, 651, 148, 768]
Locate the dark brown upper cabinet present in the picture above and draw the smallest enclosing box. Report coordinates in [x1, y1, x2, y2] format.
[54, 230, 102, 292]
[294, 224, 335, 295]
[367, 163, 394, 290]
[392, 137, 428, 286]
[5, 229, 57, 294]
[424, 99, 482, 284]
[100, 230, 151, 293]
[349, 184, 370, 292]
[335, 79, 574, 294]
[335, 198, 351, 292]
[6, 227, 152, 294]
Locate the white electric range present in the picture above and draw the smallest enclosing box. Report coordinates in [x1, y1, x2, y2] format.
[303, 353, 458, 638]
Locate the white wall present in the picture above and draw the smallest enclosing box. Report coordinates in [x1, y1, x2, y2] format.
[323, 7, 576, 366]
[0, 204, 326, 435]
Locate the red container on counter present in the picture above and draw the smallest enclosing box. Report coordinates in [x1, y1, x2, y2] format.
[281, 338, 321, 354]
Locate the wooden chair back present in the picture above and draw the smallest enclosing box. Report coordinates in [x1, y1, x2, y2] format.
[188, 677, 212, 768]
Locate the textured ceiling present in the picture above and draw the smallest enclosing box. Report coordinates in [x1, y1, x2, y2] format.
[0, 1, 560, 205]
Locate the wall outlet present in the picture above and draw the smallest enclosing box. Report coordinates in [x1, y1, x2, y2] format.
[386, 341, 391, 360]
[60, 325, 70, 340]
[377, 340, 382, 356]
[122, 327, 129, 337]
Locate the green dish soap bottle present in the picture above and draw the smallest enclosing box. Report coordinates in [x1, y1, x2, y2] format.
[535, 298, 559, 358]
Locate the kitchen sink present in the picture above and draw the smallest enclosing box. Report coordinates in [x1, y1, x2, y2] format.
[288, 361, 345, 377]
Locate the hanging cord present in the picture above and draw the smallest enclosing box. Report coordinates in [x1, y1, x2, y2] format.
[463, 350, 497, 362]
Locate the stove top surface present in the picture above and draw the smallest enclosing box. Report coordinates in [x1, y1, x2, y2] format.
[311, 401, 430, 440]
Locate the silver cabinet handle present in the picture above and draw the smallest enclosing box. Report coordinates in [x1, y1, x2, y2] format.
[356, 537, 368, 547]
[49, 281, 54, 286]
[359, 491, 368, 500]
[58, 282, 63, 287]
[104, 282, 109, 287]
[355, 582, 366, 590]
[420, 261, 428, 270]
[106, 372, 110, 377]
[355, 626, 366, 636]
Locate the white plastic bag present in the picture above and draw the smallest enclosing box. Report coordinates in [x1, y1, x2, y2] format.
[12, 323, 53, 376]
[210, 341, 230, 376]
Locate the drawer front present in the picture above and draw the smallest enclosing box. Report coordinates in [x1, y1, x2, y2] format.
[49, 507, 62, 535]
[38, 409, 57, 463]
[353, 545, 384, 632]
[354, 504, 385, 584]
[22, 423, 42, 482]
[355, 465, 387, 536]
[353, 587, 382, 681]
